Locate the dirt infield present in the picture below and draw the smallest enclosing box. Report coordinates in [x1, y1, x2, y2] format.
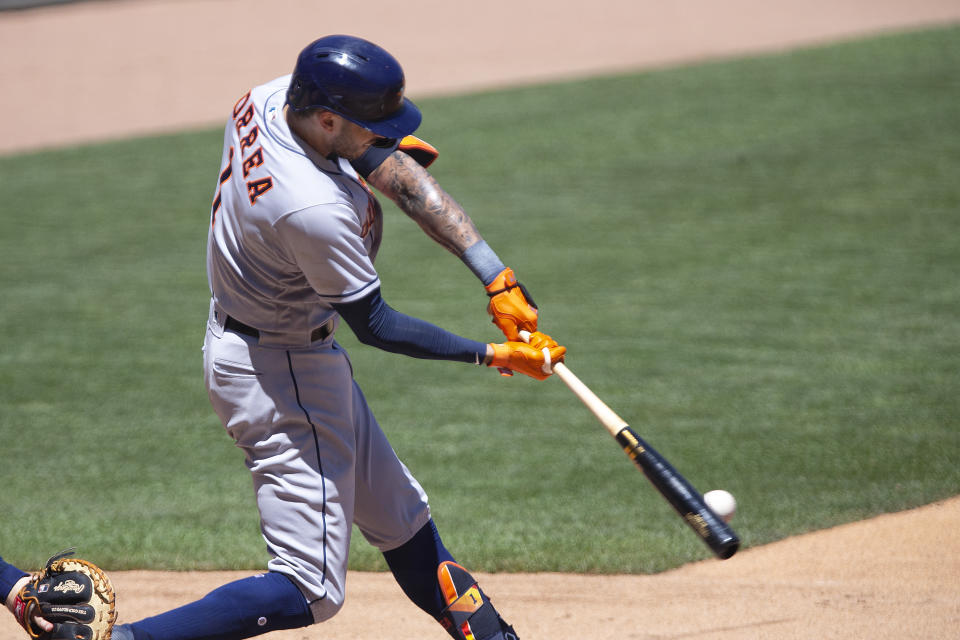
[0, 498, 957, 639]
[111, 498, 960, 638]
[2, 0, 959, 637]
[2, 0, 960, 154]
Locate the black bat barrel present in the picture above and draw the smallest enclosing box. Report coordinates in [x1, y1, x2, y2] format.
[615, 427, 740, 560]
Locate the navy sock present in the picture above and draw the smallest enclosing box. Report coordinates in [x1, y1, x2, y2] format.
[382, 519, 455, 618]
[127, 572, 312, 640]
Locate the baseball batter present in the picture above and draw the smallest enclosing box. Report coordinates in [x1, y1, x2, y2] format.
[2, 35, 564, 640]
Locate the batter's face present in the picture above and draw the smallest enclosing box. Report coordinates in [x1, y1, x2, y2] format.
[326, 116, 382, 161]
[287, 107, 385, 161]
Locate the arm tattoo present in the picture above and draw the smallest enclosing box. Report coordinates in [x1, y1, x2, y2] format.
[367, 150, 480, 256]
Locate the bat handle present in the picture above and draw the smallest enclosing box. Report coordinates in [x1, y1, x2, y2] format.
[518, 329, 554, 375]
[519, 330, 628, 438]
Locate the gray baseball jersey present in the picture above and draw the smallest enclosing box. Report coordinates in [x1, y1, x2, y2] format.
[208, 74, 383, 344]
[203, 75, 431, 622]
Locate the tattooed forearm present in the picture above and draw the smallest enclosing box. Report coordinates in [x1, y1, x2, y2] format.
[367, 150, 481, 256]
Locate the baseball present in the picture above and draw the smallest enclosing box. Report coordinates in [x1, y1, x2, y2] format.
[704, 489, 737, 522]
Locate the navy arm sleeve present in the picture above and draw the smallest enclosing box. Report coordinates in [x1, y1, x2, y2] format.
[350, 136, 439, 178]
[0, 555, 28, 599]
[350, 138, 399, 178]
[332, 288, 488, 364]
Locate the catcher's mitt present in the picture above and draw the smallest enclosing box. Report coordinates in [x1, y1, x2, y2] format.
[13, 549, 116, 640]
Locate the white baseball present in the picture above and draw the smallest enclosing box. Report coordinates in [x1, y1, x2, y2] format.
[704, 489, 737, 522]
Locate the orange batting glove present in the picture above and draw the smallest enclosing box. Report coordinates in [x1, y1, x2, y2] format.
[485, 267, 538, 341]
[487, 331, 565, 380]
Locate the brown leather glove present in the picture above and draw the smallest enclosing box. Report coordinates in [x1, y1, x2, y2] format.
[485, 267, 538, 341]
[12, 549, 116, 640]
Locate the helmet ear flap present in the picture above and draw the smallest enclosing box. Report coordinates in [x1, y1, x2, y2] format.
[287, 74, 329, 113]
[287, 76, 306, 109]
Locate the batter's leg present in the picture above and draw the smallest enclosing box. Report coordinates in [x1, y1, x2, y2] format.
[381, 521, 519, 640]
[348, 376, 519, 640]
[113, 572, 312, 640]
[205, 330, 361, 623]
[382, 518, 455, 615]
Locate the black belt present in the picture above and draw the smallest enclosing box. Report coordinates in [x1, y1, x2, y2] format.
[224, 316, 333, 343]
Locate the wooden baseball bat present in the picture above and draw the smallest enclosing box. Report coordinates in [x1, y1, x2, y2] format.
[522, 332, 740, 560]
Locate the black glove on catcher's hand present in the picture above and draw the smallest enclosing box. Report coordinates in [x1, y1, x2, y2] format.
[13, 549, 116, 640]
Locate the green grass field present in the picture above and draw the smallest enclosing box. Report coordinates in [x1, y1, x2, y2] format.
[1, 25, 958, 574]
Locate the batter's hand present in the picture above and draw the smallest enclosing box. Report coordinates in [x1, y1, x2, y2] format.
[487, 332, 565, 380]
[485, 267, 538, 341]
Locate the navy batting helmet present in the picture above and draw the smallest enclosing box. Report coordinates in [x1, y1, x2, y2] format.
[286, 35, 421, 138]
